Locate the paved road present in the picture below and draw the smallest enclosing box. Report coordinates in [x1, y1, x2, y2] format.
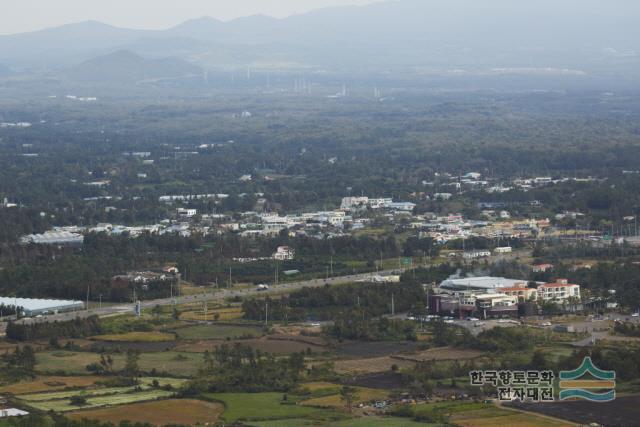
[13, 270, 401, 325]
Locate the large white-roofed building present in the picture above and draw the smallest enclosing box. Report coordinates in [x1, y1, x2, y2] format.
[438, 276, 527, 294]
[20, 231, 84, 246]
[0, 297, 84, 316]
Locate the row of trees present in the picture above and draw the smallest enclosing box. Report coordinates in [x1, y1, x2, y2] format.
[325, 310, 417, 341]
[6, 316, 102, 341]
[242, 281, 428, 322]
[181, 343, 306, 394]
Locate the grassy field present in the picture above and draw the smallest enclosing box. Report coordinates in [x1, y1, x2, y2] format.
[0, 376, 104, 395]
[133, 352, 202, 377]
[180, 306, 244, 321]
[452, 409, 573, 427]
[17, 378, 188, 402]
[206, 392, 323, 422]
[175, 337, 327, 354]
[300, 386, 388, 409]
[67, 399, 223, 425]
[90, 331, 176, 342]
[252, 416, 437, 427]
[413, 401, 492, 417]
[36, 351, 202, 377]
[332, 357, 415, 374]
[25, 389, 174, 412]
[19, 386, 141, 402]
[36, 351, 101, 375]
[173, 323, 264, 340]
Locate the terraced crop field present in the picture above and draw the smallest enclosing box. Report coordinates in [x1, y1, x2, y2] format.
[173, 323, 264, 340]
[206, 392, 323, 422]
[0, 376, 104, 394]
[67, 399, 224, 425]
[90, 332, 176, 342]
[300, 386, 388, 408]
[25, 389, 174, 412]
[36, 351, 201, 377]
[16, 377, 188, 413]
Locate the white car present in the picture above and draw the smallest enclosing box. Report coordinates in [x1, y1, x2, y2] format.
[632, 313, 639, 317]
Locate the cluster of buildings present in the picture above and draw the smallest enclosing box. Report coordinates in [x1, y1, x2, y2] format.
[429, 276, 581, 318]
[426, 171, 603, 195]
[414, 214, 549, 244]
[111, 266, 180, 291]
[340, 197, 416, 212]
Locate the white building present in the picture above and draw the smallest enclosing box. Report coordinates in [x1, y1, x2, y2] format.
[0, 408, 29, 418]
[20, 231, 84, 246]
[273, 246, 295, 261]
[537, 279, 581, 302]
[476, 293, 518, 310]
[341, 197, 369, 210]
[0, 297, 84, 317]
[434, 193, 453, 201]
[386, 202, 416, 212]
[462, 251, 491, 260]
[177, 208, 197, 218]
[494, 246, 513, 254]
[439, 276, 528, 294]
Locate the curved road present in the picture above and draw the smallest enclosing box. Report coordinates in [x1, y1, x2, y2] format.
[13, 270, 401, 325]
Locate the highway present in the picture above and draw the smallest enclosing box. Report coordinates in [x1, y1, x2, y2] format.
[12, 270, 401, 325]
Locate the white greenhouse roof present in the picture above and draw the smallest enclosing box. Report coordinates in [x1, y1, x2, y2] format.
[0, 297, 84, 313]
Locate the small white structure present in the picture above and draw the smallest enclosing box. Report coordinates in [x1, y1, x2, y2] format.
[494, 246, 513, 254]
[341, 197, 369, 210]
[463, 251, 491, 260]
[0, 408, 29, 418]
[177, 208, 197, 218]
[434, 193, 453, 201]
[273, 246, 295, 261]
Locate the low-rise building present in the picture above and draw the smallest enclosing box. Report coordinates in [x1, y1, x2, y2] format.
[177, 208, 197, 218]
[494, 246, 513, 254]
[501, 284, 538, 302]
[273, 246, 295, 261]
[532, 263, 554, 273]
[462, 251, 491, 260]
[537, 279, 581, 302]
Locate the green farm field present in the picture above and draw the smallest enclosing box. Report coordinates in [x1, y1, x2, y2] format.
[206, 392, 324, 422]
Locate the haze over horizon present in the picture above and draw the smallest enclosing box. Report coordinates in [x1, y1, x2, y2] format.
[0, 0, 383, 35]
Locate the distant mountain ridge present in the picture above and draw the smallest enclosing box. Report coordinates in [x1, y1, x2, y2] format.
[65, 50, 201, 83]
[0, 0, 638, 76]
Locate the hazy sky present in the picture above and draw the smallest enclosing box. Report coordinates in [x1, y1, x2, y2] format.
[1, 0, 383, 35]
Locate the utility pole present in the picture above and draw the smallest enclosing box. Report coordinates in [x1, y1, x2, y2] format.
[86, 286, 90, 311]
[99, 294, 102, 310]
[265, 300, 268, 326]
[229, 268, 232, 288]
[391, 293, 395, 316]
[330, 256, 333, 276]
